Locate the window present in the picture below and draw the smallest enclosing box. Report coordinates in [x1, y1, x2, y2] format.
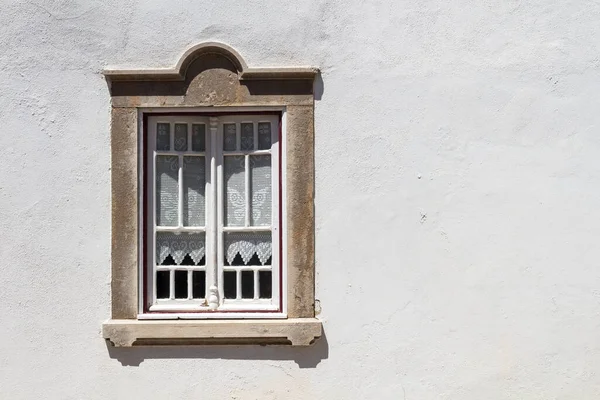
[144, 114, 282, 317]
[102, 42, 321, 346]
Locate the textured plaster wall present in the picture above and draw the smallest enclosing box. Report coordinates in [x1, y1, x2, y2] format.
[1, 0, 600, 398]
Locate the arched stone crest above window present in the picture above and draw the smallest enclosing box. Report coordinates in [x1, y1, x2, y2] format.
[103, 42, 319, 108]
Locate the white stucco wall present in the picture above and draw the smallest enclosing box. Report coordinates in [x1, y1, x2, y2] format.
[1, 0, 600, 398]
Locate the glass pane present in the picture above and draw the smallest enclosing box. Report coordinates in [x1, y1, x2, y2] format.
[224, 232, 272, 265]
[156, 123, 170, 151]
[174, 270, 188, 299]
[156, 232, 205, 265]
[156, 155, 178, 226]
[224, 156, 245, 226]
[250, 155, 271, 226]
[259, 271, 272, 299]
[191, 124, 206, 151]
[258, 122, 271, 150]
[241, 271, 254, 299]
[156, 271, 170, 299]
[174, 123, 188, 151]
[183, 156, 205, 226]
[224, 271, 237, 299]
[223, 123, 236, 151]
[241, 122, 254, 150]
[192, 271, 206, 299]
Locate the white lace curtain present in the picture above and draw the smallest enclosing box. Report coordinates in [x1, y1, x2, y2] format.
[157, 232, 205, 265]
[155, 122, 272, 267]
[156, 156, 179, 226]
[156, 156, 205, 227]
[224, 155, 271, 227]
[225, 232, 272, 265]
[156, 232, 271, 266]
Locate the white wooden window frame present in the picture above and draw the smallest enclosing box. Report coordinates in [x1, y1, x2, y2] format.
[139, 111, 286, 319]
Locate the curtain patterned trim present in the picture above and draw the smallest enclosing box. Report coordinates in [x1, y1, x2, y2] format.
[225, 232, 272, 265]
[156, 232, 205, 265]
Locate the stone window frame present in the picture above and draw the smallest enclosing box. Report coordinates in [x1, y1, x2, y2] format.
[102, 42, 321, 347]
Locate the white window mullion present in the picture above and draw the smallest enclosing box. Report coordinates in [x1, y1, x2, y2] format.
[236, 122, 241, 151]
[169, 269, 175, 300]
[207, 117, 220, 309]
[187, 122, 192, 151]
[253, 121, 258, 151]
[151, 129, 158, 307]
[253, 269, 259, 300]
[222, 226, 271, 232]
[236, 270, 242, 300]
[187, 270, 193, 300]
[169, 122, 175, 151]
[270, 118, 281, 310]
[244, 154, 250, 227]
[204, 126, 211, 304]
[178, 154, 183, 228]
[216, 120, 225, 307]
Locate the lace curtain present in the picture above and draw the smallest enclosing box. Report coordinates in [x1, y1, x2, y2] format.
[156, 232, 205, 265]
[155, 121, 272, 268]
[224, 156, 245, 226]
[183, 156, 205, 226]
[251, 155, 271, 226]
[223, 122, 271, 151]
[156, 123, 170, 151]
[241, 123, 254, 150]
[156, 155, 205, 227]
[224, 155, 271, 227]
[156, 155, 178, 226]
[258, 122, 271, 150]
[174, 123, 188, 151]
[191, 124, 205, 151]
[225, 232, 272, 265]
[157, 232, 271, 266]
[223, 123, 236, 151]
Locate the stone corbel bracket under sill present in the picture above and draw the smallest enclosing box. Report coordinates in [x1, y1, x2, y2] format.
[103, 318, 322, 347]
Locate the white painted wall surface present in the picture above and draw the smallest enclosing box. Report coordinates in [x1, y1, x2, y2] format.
[1, 0, 600, 398]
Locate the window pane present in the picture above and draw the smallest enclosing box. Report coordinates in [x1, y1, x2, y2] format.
[259, 271, 272, 299]
[156, 155, 178, 226]
[241, 122, 254, 150]
[156, 232, 205, 265]
[174, 270, 188, 299]
[223, 271, 237, 299]
[156, 271, 170, 299]
[192, 271, 206, 299]
[250, 155, 271, 226]
[174, 123, 188, 151]
[156, 123, 171, 151]
[224, 232, 272, 265]
[183, 156, 205, 226]
[223, 123, 236, 151]
[224, 156, 245, 226]
[241, 271, 254, 299]
[258, 122, 271, 150]
[191, 124, 206, 151]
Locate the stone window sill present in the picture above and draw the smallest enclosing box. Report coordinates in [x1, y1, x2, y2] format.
[103, 318, 322, 347]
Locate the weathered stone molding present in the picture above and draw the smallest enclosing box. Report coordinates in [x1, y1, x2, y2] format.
[103, 42, 319, 82]
[103, 319, 322, 347]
